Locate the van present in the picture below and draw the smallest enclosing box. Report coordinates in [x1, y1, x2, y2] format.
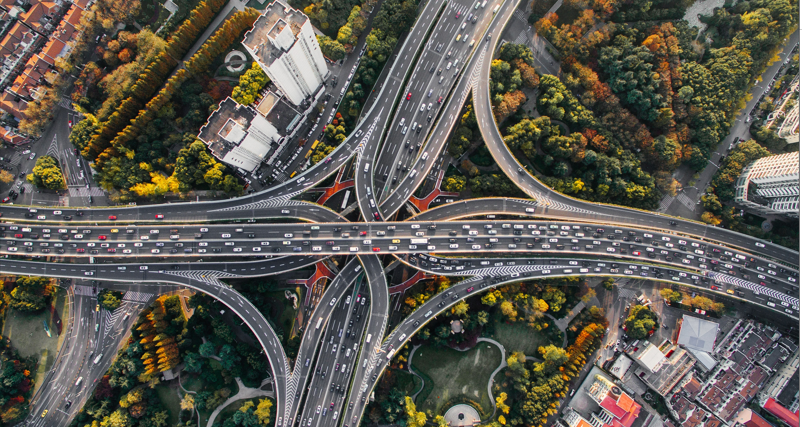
[75, 377, 83, 387]
[364, 163, 370, 173]
[421, 152, 428, 161]
[363, 359, 368, 368]
[93, 354, 103, 364]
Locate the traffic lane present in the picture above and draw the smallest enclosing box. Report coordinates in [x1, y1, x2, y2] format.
[376, 0, 497, 197]
[0, 258, 294, 427]
[353, 0, 449, 219]
[378, 0, 506, 215]
[1, 217, 794, 279]
[287, 258, 363, 422]
[407, 198, 800, 266]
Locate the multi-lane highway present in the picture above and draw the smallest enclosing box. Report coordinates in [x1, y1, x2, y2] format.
[6, 0, 799, 425]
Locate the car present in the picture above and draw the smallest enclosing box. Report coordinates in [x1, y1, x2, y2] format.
[155, 214, 164, 219]
[406, 92, 412, 100]
[373, 247, 380, 252]
[85, 271, 94, 276]
[41, 410, 47, 418]
[29, 153, 35, 160]
[437, 96, 443, 103]
[1, 197, 8, 203]
[108, 215, 117, 220]
[632, 251, 640, 256]
[455, 11, 460, 18]
[98, 235, 107, 240]
[755, 242, 765, 248]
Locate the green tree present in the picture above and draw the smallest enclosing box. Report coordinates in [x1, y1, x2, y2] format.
[624, 305, 656, 339]
[28, 155, 65, 189]
[9, 276, 51, 312]
[98, 289, 123, 310]
[443, 176, 466, 192]
[659, 288, 682, 303]
[69, 114, 100, 152]
[231, 62, 269, 105]
[317, 35, 346, 60]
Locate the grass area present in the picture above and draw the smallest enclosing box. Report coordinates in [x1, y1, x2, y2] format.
[154, 384, 182, 426]
[181, 376, 204, 393]
[468, 143, 495, 167]
[488, 318, 554, 356]
[211, 43, 254, 80]
[3, 288, 67, 395]
[554, 3, 580, 27]
[411, 343, 502, 415]
[643, 391, 670, 417]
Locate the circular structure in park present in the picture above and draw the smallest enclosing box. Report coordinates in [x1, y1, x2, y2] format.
[225, 50, 247, 73]
[444, 404, 480, 427]
[761, 220, 772, 232]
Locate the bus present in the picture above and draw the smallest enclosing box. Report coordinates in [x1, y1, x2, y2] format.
[492, 4, 499, 13]
[410, 238, 428, 245]
[310, 140, 320, 151]
[341, 190, 351, 210]
[315, 317, 323, 329]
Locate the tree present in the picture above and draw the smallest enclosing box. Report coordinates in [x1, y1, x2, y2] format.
[624, 305, 656, 339]
[701, 211, 722, 225]
[443, 176, 466, 192]
[405, 396, 427, 427]
[199, 341, 217, 358]
[180, 394, 195, 411]
[254, 399, 273, 425]
[496, 392, 510, 414]
[231, 62, 269, 105]
[659, 288, 682, 303]
[500, 301, 517, 321]
[28, 155, 65, 190]
[99, 289, 123, 310]
[539, 345, 569, 365]
[9, 276, 51, 312]
[317, 35, 346, 60]
[601, 278, 616, 290]
[0, 170, 14, 184]
[452, 301, 469, 317]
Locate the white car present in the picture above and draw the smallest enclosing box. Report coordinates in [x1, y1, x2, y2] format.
[449, 244, 459, 249]
[252, 247, 262, 252]
[472, 244, 481, 250]
[37, 215, 46, 220]
[284, 233, 293, 238]
[233, 247, 243, 252]
[755, 242, 766, 248]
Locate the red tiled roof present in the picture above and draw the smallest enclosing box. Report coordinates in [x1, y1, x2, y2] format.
[764, 398, 799, 427]
[601, 396, 628, 419]
[21, 3, 44, 28]
[72, 0, 90, 10]
[0, 91, 27, 120]
[62, 4, 81, 26]
[40, 38, 64, 63]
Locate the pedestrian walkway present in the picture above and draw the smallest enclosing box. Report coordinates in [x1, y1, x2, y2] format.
[206, 377, 274, 427]
[122, 291, 153, 303]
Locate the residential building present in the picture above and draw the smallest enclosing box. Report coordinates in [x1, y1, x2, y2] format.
[677, 315, 720, 353]
[198, 94, 301, 173]
[242, 0, 328, 106]
[732, 409, 775, 427]
[563, 369, 642, 427]
[628, 340, 696, 395]
[734, 152, 799, 218]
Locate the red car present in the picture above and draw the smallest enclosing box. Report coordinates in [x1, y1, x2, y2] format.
[77, 248, 85, 253]
[155, 214, 164, 219]
[1, 197, 9, 203]
[455, 11, 460, 18]
[107, 248, 116, 253]
[372, 247, 380, 252]
[406, 92, 412, 100]
[466, 286, 475, 293]
[14, 234, 22, 238]
[98, 235, 107, 240]
[437, 96, 443, 103]
[108, 215, 117, 220]
[373, 212, 381, 220]
[710, 285, 719, 290]
[359, 231, 367, 236]
[632, 251, 640, 256]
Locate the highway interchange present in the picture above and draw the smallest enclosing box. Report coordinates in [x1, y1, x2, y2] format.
[6, 0, 799, 425]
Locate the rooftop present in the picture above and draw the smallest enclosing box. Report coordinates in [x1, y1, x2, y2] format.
[242, 1, 308, 68]
[763, 398, 799, 427]
[677, 315, 719, 353]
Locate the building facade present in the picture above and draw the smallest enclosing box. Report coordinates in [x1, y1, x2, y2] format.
[734, 152, 799, 218]
[242, 0, 328, 107]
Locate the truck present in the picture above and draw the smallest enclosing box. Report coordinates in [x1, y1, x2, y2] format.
[93, 354, 103, 364]
[386, 349, 396, 360]
[410, 238, 428, 245]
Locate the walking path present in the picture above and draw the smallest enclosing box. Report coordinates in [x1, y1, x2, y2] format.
[206, 377, 275, 427]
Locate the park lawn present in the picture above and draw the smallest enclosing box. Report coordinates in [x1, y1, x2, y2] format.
[411, 342, 502, 415]
[154, 384, 182, 426]
[488, 317, 553, 357]
[3, 288, 68, 394]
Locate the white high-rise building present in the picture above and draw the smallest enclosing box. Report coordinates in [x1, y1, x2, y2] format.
[734, 152, 799, 218]
[242, 1, 328, 107]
